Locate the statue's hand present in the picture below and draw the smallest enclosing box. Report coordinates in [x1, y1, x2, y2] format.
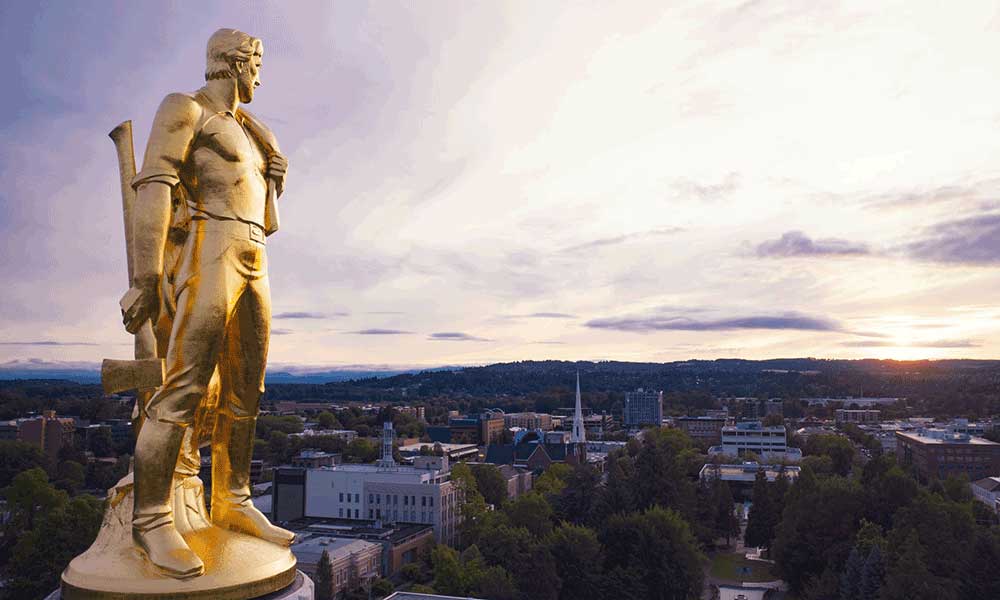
[267, 152, 288, 197]
[121, 275, 160, 334]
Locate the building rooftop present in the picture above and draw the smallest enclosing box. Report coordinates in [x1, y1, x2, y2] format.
[290, 536, 379, 565]
[973, 477, 1000, 492]
[896, 430, 1000, 446]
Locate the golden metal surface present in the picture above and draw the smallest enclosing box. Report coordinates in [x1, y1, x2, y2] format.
[61, 477, 296, 600]
[64, 28, 295, 598]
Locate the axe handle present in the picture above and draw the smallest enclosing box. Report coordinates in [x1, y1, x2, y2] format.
[109, 121, 158, 362]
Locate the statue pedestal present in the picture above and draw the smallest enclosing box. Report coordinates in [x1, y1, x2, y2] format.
[48, 571, 313, 600]
[57, 476, 300, 600]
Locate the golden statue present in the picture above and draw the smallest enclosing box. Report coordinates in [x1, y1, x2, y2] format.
[61, 29, 302, 599]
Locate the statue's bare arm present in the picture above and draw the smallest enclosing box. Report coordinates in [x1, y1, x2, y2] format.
[122, 94, 200, 334]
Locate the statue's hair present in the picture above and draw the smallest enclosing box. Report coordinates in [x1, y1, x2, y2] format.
[205, 28, 262, 81]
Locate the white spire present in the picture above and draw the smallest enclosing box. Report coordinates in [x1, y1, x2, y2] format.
[376, 420, 396, 469]
[571, 371, 586, 444]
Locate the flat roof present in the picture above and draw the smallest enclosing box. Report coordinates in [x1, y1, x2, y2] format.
[290, 536, 379, 565]
[896, 430, 999, 446]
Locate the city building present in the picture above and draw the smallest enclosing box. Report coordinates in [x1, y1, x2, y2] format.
[896, 429, 1000, 481]
[709, 421, 802, 463]
[0, 420, 17, 440]
[836, 409, 881, 424]
[397, 406, 426, 422]
[803, 397, 903, 408]
[291, 536, 381, 596]
[971, 477, 1000, 514]
[764, 399, 784, 417]
[18, 410, 75, 462]
[503, 412, 553, 431]
[280, 423, 464, 546]
[699, 463, 800, 500]
[397, 442, 479, 462]
[291, 429, 357, 443]
[431, 412, 505, 446]
[292, 450, 342, 469]
[624, 388, 663, 428]
[675, 416, 727, 444]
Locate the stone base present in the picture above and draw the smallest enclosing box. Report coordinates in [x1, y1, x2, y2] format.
[48, 571, 314, 600]
[57, 474, 299, 600]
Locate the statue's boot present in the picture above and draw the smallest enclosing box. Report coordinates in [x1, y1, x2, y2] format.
[211, 413, 295, 546]
[173, 427, 212, 534]
[133, 418, 205, 579]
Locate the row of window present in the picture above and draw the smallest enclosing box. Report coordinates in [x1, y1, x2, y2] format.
[367, 493, 434, 507]
[338, 492, 361, 503]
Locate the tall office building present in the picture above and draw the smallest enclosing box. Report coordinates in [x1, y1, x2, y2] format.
[624, 388, 663, 428]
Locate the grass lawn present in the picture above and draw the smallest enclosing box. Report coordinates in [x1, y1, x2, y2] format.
[709, 553, 778, 583]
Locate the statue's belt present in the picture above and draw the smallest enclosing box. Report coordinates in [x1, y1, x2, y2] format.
[190, 214, 266, 245]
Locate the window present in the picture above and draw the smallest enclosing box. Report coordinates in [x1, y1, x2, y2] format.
[422, 496, 426, 506]
[339, 508, 343, 517]
[369, 494, 374, 503]
[355, 493, 360, 503]
[339, 493, 344, 502]
[369, 509, 373, 519]
[429, 497, 434, 507]
[355, 509, 359, 518]
[404, 496, 408, 506]
[376, 494, 381, 504]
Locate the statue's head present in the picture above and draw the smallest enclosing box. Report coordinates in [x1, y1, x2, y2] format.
[205, 28, 263, 104]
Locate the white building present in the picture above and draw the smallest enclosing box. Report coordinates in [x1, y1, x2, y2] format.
[709, 421, 802, 463]
[971, 477, 1000, 514]
[303, 423, 462, 545]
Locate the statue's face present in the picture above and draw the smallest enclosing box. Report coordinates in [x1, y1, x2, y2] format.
[237, 51, 262, 103]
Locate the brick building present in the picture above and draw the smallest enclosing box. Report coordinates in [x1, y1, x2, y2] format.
[18, 410, 75, 462]
[896, 430, 1000, 481]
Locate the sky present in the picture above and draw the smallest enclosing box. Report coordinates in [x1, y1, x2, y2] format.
[4, 1, 1000, 372]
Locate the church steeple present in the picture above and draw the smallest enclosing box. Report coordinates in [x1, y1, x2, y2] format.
[571, 372, 586, 445]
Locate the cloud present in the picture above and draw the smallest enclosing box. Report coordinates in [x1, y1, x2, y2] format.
[586, 311, 842, 333]
[531, 340, 566, 345]
[502, 312, 577, 320]
[428, 332, 492, 342]
[561, 228, 684, 253]
[902, 213, 1000, 265]
[273, 311, 348, 319]
[367, 311, 406, 315]
[0, 340, 98, 346]
[271, 329, 294, 336]
[755, 231, 871, 257]
[349, 329, 414, 335]
[841, 339, 980, 348]
[672, 172, 740, 201]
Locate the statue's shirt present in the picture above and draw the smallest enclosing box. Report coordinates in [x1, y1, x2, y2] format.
[133, 89, 268, 227]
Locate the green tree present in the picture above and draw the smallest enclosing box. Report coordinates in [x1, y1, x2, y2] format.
[471, 463, 508, 508]
[0, 440, 46, 488]
[546, 524, 602, 600]
[533, 463, 571, 497]
[882, 530, 953, 600]
[316, 411, 340, 430]
[505, 492, 553, 537]
[711, 478, 739, 545]
[556, 464, 600, 525]
[839, 546, 863, 600]
[745, 470, 776, 549]
[87, 426, 114, 457]
[601, 506, 704, 600]
[804, 434, 856, 477]
[55, 460, 86, 494]
[472, 564, 517, 600]
[1, 472, 102, 599]
[432, 545, 469, 596]
[315, 549, 333, 600]
[859, 544, 884, 600]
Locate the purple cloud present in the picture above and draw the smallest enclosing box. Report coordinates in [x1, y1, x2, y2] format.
[350, 329, 413, 335]
[756, 231, 870, 257]
[903, 213, 1000, 265]
[586, 311, 842, 333]
[428, 332, 491, 342]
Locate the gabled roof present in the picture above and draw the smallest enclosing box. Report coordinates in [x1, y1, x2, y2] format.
[484, 444, 515, 465]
